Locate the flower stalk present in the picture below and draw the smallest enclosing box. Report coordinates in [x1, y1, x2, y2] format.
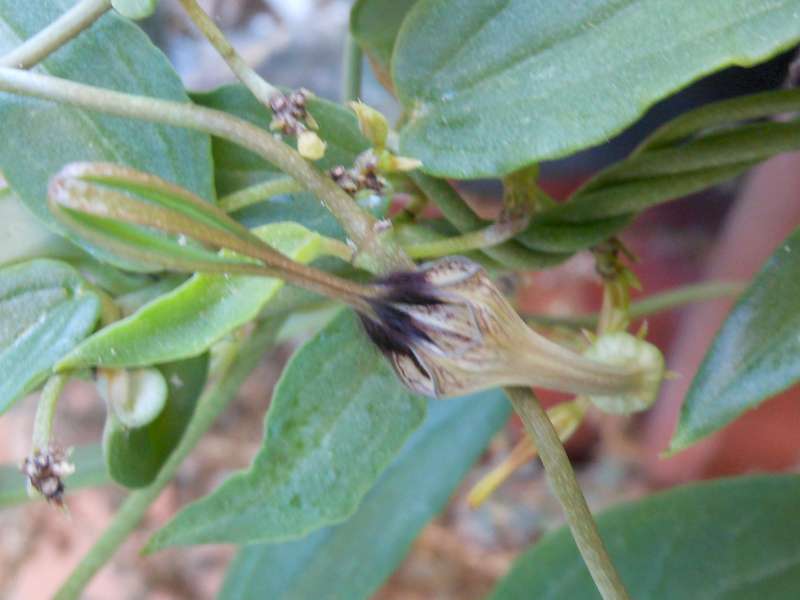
[507, 387, 631, 600]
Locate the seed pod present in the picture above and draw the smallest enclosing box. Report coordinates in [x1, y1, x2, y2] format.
[359, 256, 662, 402]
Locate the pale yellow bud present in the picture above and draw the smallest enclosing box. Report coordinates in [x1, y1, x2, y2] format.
[348, 101, 389, 149]
[297, 130, 327, 160]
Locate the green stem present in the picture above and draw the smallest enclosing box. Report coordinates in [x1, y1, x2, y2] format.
[32, 374, 69, 452]
[525, 280, 744, 329]
[0, 0, 111, 69]
[177, 0, 277, 105]
[54, 318, 282, 600]
[341, 34, 363, 103]
[0, 67, 410, 273]
[408, 172, 569, 270]
[219, 176, 303, 213]
[403, 213, 529, 259]
[505, 387, 630, 600]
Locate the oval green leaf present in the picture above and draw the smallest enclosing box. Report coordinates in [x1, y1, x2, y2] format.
[220, 388, 510, 600]
[393, 0, 800, 178]
[57, 223, 326, 369]
[0, 259, 100, 413]
[671, 228, 800, 451]
[491, 474, 800, 599]
[103, 355, 209, 488]
[144, 310, 427, 551]
[0, 0, 214, 265]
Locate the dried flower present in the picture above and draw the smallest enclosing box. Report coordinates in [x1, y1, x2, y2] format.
[20, 446, 75, 506]
[269, 88, 317, 136]
[359, 256, 663, 402]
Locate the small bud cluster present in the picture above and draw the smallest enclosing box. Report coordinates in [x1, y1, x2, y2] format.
[269, 89, 317, 136]
[20, 446, 74, 506]
[329, 151, 386, 196]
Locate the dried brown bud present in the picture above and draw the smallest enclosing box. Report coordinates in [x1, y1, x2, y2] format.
[20, 446, 75, 506]
[268, 89, 315, 136]
[359, 256, 663, 402]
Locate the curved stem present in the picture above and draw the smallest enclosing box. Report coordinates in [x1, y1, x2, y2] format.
[525, 280, 744, 329]
[54, 318, 282, 600]
[341, 34, 363, 102]
[505, 387, 630, 600]
[0, 0, 111, 69]
[0, 66, 411, 273]
[177, 0, 277, 105]
[32, 374, 69, 452]
[219, 176, 303, 213]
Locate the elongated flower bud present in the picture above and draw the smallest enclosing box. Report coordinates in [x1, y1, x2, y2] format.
[359, 256, 663, 402]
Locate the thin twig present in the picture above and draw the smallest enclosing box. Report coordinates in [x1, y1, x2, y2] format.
[177, 0, 277, 105]
[505, 387, 630, 600]
[0, 67, 411, 273]
[525, 281, 744, 329]
[0, 0, 111, 69]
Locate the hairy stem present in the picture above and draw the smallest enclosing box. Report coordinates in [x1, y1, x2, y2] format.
[525, 280, 744, 329]
[506, 387, 630, 600]
[219, 176, 303, 213]
[341, 34, 363, 102]
[0, 67, 411, 273]
[54, 318, 282, 600]
[177, 0, 277, 105]
[0, 0, 111, 69]
[32, 374, 69, 452]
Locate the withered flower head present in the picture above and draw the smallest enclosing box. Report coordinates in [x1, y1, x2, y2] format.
[359, 256, 660, 402]
[20, 446, 75, 506]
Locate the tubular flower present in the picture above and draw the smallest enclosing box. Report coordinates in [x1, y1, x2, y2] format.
[359, 256, 663, 403]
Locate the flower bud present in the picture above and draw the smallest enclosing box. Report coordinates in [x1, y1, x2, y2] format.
[348, 101, 389, 150]
[359, 256, 662, 401]
[297, 130, 327, 160]
[583, 331, 664, 414]
[97, 367, 168, 429]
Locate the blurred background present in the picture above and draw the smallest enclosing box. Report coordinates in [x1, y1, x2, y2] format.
[1, 1, 799, 598]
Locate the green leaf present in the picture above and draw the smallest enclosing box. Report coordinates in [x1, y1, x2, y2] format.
[0, 188, 79, 266]
[0, 0, 214, 266]
[103, 355, 209, 488]
[220, 389, 510, 600]
[393, 0, 800, 178]
[350, 0, 418, 87]
[58, 223, 326, 369]
[518, 89, 800, 254]
[193, 84, 369, 239]
[0, 444, 110, 509]
[0, 259, 100, 413]
[144, 311, 427, 551]
[670, 228, 800, 451]
[490, 474, 800, 600]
